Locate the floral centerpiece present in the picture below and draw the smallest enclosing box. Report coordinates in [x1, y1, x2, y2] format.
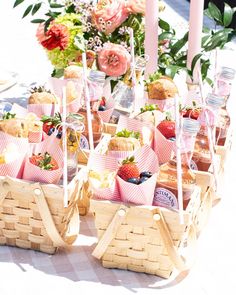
[14, 0, 164, 79]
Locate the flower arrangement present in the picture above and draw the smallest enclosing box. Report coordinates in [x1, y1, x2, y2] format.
[13, 0, 164, 78]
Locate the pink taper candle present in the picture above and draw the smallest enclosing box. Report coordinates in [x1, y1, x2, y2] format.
[145, 0, 159, 77]
[187, 0, 204, 85]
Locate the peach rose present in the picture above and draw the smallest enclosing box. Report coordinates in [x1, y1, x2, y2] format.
[36, 23, 47, 43]
[127, 0, 145, 14]
[98, 43, 131, 77]
[92, 0, 129, 34]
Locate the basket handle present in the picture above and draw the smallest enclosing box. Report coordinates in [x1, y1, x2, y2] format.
[153, 209, 197, 272]
[31, 182, 81, 248]
[92, 205, 128, 259]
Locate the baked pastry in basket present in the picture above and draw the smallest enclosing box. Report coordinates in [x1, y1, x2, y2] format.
[64, 65, 83, 79]
[108, 129, 141, 151]
[0, 112, 28, 137]
[28, 86, 58, 104]
[147, 75, 178, 100]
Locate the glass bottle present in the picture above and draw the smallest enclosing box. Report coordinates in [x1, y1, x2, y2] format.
[113, 55, 147, 112]
[191, 94, 224, 171]
[78, 70, 105, 149]
[215, 66, 235, 107]
[153, 118, 200, 210]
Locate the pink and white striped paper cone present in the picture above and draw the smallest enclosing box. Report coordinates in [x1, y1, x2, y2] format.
[97, 98, 115, 123]
[117, 115, 154, 147]
[27, 104, 58, 118]
[107, 150, 135, 162]
[147, 97, 175, 112]
[23, 135, 63, 184]
[88, 153, 120, 201]
[49, 77, 83, 113]
[0, 132, 29, 178]
[117, 145, 159, 205]
[153, 129, 175, 164]
[28, 130, 43, 143]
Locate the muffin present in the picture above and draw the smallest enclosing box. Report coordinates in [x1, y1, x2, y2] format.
[28, 86, 58, 104]
[108, 129, 141, 152]
[147, 76, 178, 100]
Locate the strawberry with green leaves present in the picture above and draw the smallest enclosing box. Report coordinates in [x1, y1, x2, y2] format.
[157, 112, 175, 139]
[118, 156, 140, 181]
[41, 112, 62, 137]
[181, 101, 202, 120]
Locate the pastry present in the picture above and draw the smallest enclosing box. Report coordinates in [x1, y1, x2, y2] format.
[135, 104, 163, 126]
[147, 75, 178, 100]
[28, 86, 58, 104]
[89, 169, 116, 189]
[108, 129, 141, 151]
[0, 113, 28, 137]
[64, 65, 83, 79]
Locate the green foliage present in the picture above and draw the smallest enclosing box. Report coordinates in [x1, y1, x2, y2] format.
[116, 129, 140, 139]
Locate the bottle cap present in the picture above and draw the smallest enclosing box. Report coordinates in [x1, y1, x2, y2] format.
[89, 70, 106, 84]
[206, 93, 225, 108]
[182, 118, 200, 134]
[220, 67, 235, 80]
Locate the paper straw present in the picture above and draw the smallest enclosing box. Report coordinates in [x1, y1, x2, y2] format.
[62, 87, 69, 207]
[129, 28, 137, 113]
[198, 70, 218, 190]
[175, 95, 184, 224]
[82, 52, 94, 151]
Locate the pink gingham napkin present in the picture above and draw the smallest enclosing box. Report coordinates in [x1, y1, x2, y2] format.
[147, 97, 175, 112]
[97, 97, 115, 123]
[153, 128, 175, 164]
[0, 132, 29, 178]
[117, 145, 159, 205]
[23, 135, 63, 184]
[87, 153, 120, 201]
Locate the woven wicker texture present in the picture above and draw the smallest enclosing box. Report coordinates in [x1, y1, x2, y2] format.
[0, 172, 84, 254]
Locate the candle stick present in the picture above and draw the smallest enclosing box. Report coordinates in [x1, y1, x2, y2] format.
[62, 87, 68, 207]
[175, 95, 184, 224]
[144, 0, 159, 77]
[129, 28, 137, 113]
[186, 0, 204, 85]
[82, 52, 94, 151]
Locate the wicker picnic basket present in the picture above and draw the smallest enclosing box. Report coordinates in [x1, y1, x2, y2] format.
[0, 170, 85, 254]
[90, 171, 212, 279]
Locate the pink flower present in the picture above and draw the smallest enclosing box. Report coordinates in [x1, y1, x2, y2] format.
[92, 0, 129, 34]
[98, 43, 131, 77]
[127, 0, 145, 14]
[36, 23, 47, 43]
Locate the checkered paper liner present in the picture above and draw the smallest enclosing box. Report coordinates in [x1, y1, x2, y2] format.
[28, 103, 59, 118]
[147, 97, 175, 112]
[97, 97, 115, 123]
[0, 131, 29, 178]
[23, 135, 63, 184]
[153, 128, 175, 164]
[87, 153, 120, 201]
[117, 145, 159, 205]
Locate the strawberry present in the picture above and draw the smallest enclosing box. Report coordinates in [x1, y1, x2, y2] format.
[29, 152, 59, 170]
[181, 101, 201, 120]
[182, 108, 201, 120]
[100, 97, 106, 107]
[41, 113, 62, 135]
[157, 113, 175, 139]
[118, 156, 140, 181]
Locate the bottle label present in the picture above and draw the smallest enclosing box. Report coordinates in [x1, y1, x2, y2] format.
[153, 188, 178, 209]
[190, 159, 198, 171]
[80, 134, 90, 150]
